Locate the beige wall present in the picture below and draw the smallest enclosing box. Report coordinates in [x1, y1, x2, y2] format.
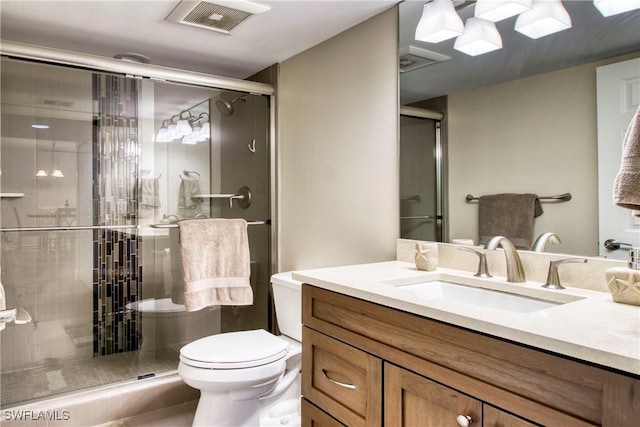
[277, 7, 399, 271]
[447, 52, 639, 256]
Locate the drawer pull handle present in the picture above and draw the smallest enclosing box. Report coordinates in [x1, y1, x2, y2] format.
[456, 415, 473, 427]
[321, 369, 356, 390]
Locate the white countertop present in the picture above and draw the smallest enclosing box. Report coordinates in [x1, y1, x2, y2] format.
[293, 261, 640, 376]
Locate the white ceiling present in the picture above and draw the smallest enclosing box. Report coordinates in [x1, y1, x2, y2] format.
[0, 0, 399, 79]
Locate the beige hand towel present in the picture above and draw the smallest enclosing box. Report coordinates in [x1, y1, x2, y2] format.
[478, 193, 542, 250]
[613, 105, 640, 216]
[179, 218, 253, 311]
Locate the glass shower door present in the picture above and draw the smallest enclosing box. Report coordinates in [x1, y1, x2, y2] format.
[399, 114, 442, 241]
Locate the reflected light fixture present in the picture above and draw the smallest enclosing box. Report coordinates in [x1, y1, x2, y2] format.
[594, 0, 640, 16]
[415, 0, 465, 43]
[36, 169, 48, 177]
[475, 0, 532, 22]
[454, 17, 503, 56]
[176, 112, 193, 136]
[515, 0, 572, 39]
[156, 120, 170, 143]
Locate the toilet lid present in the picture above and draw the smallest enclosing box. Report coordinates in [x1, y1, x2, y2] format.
[180, 329, 289, 369]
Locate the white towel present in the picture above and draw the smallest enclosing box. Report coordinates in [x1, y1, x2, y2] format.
[178, 218, 253, 311]
[178, 176, 203, 210]
[139, 177, 161, 207]
[613, 105, 640, 216]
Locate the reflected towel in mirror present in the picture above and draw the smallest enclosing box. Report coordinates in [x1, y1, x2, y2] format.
[178, 175, 203, 209]
[478, 193, 543, 250]
[613, 105, 640, 216]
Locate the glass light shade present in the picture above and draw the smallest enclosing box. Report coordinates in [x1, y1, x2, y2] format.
[199, 122, 211, 141]
[181, 133, 198, 145]
[515, 0, 572, 39]
[415, 0, 464, 43]
[175, 119, 192, 136]
[156, 127, 169, 143]
[594, 0, 640, 16]
[36, 169, 48, 177]
[475, 0, 532, 22]
[167, 123, 178, 140]
[51, 169, 64, 178]
[454, 18, 503, 56]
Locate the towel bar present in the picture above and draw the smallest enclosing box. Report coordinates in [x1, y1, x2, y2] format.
[150, 219, 270, 229]
[465, 193, 572, 203]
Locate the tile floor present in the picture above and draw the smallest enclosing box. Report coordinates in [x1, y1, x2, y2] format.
[1, 345, 180, 407]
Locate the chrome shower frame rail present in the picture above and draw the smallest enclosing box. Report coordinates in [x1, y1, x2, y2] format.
[0, 39, 278, 269]
[0, 225, 139, 233]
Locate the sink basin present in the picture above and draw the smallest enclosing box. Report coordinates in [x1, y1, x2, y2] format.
[399, 280, 562, 313]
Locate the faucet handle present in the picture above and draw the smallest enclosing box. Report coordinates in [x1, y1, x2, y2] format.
[458, 246, 492, 278]
[543, 258, 587, 289]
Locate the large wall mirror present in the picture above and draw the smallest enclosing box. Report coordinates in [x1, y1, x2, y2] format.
[399, 0, 640, 258]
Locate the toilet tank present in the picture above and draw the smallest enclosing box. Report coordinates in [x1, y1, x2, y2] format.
[271, 272, 302, 342]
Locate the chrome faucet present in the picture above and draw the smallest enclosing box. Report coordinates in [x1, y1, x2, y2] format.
[531, 232, 561, 252]
[543, 258, 587, 289]
[484, 236, 526, 283]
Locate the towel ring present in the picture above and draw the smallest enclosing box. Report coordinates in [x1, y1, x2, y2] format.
[182, 170, 200, 179]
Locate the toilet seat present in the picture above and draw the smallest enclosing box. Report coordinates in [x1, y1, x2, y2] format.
[180, 329, 290, 369]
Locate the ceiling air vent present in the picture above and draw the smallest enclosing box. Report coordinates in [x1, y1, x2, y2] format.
[399, 46, 450, 73]
[166, 0, 270, 35]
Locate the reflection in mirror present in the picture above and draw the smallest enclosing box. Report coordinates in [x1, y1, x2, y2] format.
[399, 1, 640, 256]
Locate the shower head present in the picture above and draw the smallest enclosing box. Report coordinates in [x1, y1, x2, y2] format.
[215, 95, 247, 116]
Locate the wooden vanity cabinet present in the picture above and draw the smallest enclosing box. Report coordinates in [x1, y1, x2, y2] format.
[302, 326, 382, 427]
[302, 284, 640, 427]
[385, 363, 537, 427]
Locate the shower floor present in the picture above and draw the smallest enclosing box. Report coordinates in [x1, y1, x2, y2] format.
[0, 345, 180, 407]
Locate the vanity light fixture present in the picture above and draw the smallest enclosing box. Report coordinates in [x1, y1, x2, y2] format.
[167, 115, 179, 140]
[515, 0, 572, 39]
[415, 0, 465, 43]
[176, 111, 193, 137]
[454, 17, 503, 56]
[474, 0, 532, 22]
[593, 0, 640, 16]
[156, 120, 171, 143]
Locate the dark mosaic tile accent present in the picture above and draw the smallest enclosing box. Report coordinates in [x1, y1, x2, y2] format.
[92, 74, 141, 357]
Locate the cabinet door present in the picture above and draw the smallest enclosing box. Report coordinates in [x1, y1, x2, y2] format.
[385, 363, 482, 427]
[302, 398, 346, 427]
[302, 327, 382, 427]
[484, 405, 538, 427]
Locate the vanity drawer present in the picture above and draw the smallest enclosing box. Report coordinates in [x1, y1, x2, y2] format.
[302, 327, 382, 427]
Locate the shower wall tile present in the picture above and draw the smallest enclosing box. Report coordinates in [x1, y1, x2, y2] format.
[92, 74, 141, 357]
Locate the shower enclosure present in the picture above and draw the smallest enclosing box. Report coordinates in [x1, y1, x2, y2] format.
[0, 51, 273, 407]
[399, 108, 444, 242]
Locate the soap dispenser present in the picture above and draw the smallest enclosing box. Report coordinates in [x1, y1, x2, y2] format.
[605, 248, 640, 306]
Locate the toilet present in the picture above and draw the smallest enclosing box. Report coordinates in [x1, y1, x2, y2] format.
[178, 272, 302, 427]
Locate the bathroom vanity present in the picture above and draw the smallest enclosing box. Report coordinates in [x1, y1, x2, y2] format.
[294, 261, 640, 427]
